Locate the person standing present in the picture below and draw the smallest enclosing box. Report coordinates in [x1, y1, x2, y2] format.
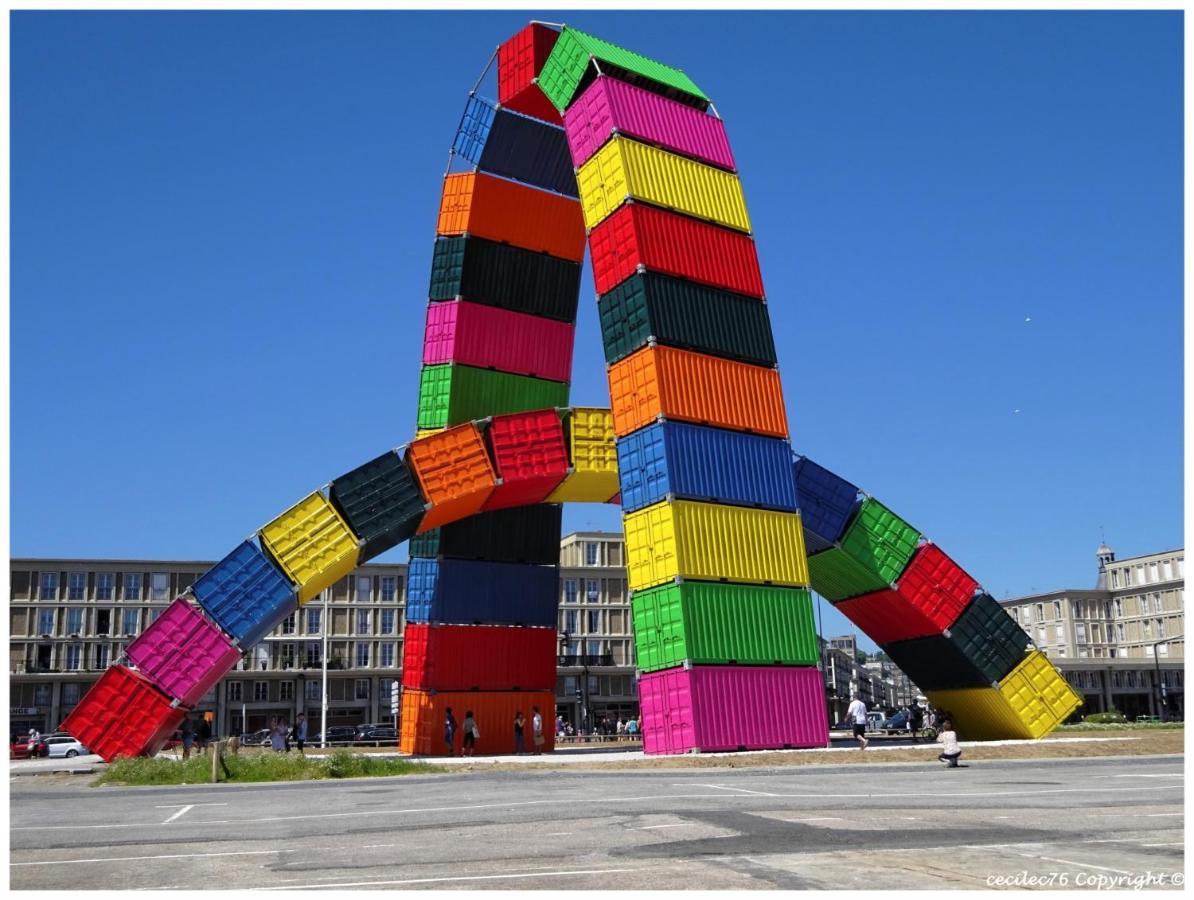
[444, 707, 457, 757]
[846, 693, 869, 750]
[531, 706, 544, 755]
[937, 719, 962, 768]
[908, 700, 924, 743]
[198, 716, 212, 754]
[269, 717, 286, 752]
[293, 714, 308, 755]
[513, 712, 526, 755]
[461, 710, 478, 757]
[180, 715, 196, 760]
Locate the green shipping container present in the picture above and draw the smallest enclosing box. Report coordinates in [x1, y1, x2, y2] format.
[598, 272, 777, 366]
[631, 581, 818, 672]
[416, 363, 570, 430]
[807, 497, 922, 602]
[538, 27, 708, 113]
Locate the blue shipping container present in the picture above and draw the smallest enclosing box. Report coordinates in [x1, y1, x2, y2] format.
[793, 456, 860, 547]
[406, 558, 558, 627]
[616, 421, 799, 513]
[192, 541, 297, 647]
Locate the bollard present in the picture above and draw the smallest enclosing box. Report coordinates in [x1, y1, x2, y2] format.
[211, 740, 220, 784]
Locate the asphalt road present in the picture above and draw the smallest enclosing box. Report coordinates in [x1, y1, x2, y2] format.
[9, 754, 1184, 890]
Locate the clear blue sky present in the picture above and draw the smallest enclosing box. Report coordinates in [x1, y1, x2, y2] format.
[11, 11, 1183, 650]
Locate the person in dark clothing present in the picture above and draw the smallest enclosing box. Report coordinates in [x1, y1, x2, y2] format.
[180, 715, 195, 761]
[908, 700, 924, 743]
[444, 707, 457, 757]
[198, 717, 212, 753]
[514, 712, 526, 755]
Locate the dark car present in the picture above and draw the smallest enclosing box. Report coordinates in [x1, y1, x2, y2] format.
[312, 725, 360, 746]
[353, 725, 397, 747]
[881, 711, 911, 734]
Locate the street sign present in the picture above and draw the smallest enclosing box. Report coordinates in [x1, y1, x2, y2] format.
[390, 682, 400, 715]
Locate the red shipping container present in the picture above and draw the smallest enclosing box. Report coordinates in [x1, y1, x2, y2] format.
[835, 588, 944, 644]
[402, 623, 557, 691]
[125, 597, 241, 706]
[638, 665, 827, 754]
[60, 665, 186, 762]
[400, 688, 556, 756]
[498, 23, 563, 124]
[422, 300, 575, 383]
[482, 409, 570, 510]
[589, 203, 764, 298]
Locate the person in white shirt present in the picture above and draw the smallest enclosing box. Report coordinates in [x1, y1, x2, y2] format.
[531, 706, 545, 755]
[845, 693, 869, 750]
[937, 719, 962, 768]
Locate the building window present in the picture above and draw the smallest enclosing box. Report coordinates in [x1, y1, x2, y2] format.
[354, 679, 370, 700]
[96, 573, 114, 600]
[1140, 596, 1149, 616]
[586, 579, 600, 603]
[1053, 624, 1064, 644]
[305, 680, 320, 700]
[1157, 643, 1169, 658]
[63, 683, 81, 707]
[381, 643, 395, 667]
[608, 543, 623, 567]
[151, 572, 170, 602]
[1037, 626, 1047, 646]
[564, 609, 578, 634]
[1103, 601, 1111, 619]
[253, 681, 268, 701]
[563, 579, 578, 604]
[1053, 600, 1062, 619]
[1156, 618, 1165, 638]
[279, 681, 294, 701]
[124, 573, 142, 600]
[1114, 598, 1123, 618]
[66, 608, 84, 635]
[307, 609, 321, 634]
[355, 643, 370, 668]
[1035, 603, 1044, 623]
[64, 644, 82, 671]
[279, 643, 295, 669]
[381, 609, 396, 635]
[305, 642, 321, 667]
[585, 542, 599, 566]
[586, 639, 603, 657]
[40, 572, 58, 601]
[587, 609, 601, 633]
[281, 613, 296, 635]
[1143, 620, 1152, 639]
[1116, 623, 1125, 642]
[357, 575, 371, 603]
[1111, 570, 1120, 588]
[357, 609, 371, 634]
[122, 608, 139, 636]
[227, 681, 242, 701]
[68, 573, 86, 601]
[1074, 623, 1087, 644]
[37, 609, 54, 636]
[34, 684, 51, 706]
[381, 576, 397, 602]
[94, 644, 109, 669]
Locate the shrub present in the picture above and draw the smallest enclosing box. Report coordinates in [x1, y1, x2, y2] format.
[1084, 710, 1128, 724]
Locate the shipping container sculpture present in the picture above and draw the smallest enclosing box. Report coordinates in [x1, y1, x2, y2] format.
[63, 22, 1080, 761]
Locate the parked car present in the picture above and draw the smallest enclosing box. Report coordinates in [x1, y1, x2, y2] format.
[10, 736, 49, 759]
[312, 725, 360, 746]
[239, 729, 273, 747]
[354, 725, 397, 746]
[880, 711, 911, 734]
[43, 735, 90, 758]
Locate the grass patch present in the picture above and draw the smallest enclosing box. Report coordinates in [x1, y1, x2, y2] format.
[93, 749, 441, 787]
[1058, 721, 1184, 732]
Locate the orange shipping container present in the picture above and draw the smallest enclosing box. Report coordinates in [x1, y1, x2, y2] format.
[399, 688, 556, 756]
[436, 172, 586, 262]
[405, 424, 496, 532]
[607, 345, 789, 439]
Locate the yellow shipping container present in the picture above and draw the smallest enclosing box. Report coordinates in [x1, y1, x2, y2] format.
[546, 407, 620, 503]
[623, 499, 808, 592]
[260, 491, 361, 604]
[415, 428, 444, 441]
[924, 686, 1033, 740]
[576, 136, 751, 233]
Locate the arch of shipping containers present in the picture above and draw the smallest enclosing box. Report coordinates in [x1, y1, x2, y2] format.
[61, 23, 1080, 762]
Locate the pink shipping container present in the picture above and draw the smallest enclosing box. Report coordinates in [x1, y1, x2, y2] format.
[422, 300, 575, 382]
[125, 597, 242, 706]
[564, 76, 736, 171]
[638, 665, 828, 754]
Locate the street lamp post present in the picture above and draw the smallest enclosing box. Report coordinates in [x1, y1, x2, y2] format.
[1151, 640, 1167, 721]
[320, 589, 329, 749]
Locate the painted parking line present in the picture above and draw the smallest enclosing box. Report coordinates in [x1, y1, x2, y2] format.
[249, 867, 639, 890]
[12, 849, 301, 867]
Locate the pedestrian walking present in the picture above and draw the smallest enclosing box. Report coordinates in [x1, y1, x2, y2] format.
[293, 714, 308, 755]
[280, 716, 291, 752]
[626, 717, 639, 738]
[444, 707, 458, 756]
[937, 719, 963, 768]
[180, 714, 196, 760]
[531, 705, 545, 755]
[462, 710, 478, 757]
[198, 716, 212, 754]
[908, 700, 924, 743]
[616, 718, 626, 739]
[846, 693, 869, 750]
[513, 711, 526, 755]
[269, 717, 286, 752]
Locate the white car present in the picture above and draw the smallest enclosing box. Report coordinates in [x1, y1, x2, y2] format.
[43, 735, 90, 758]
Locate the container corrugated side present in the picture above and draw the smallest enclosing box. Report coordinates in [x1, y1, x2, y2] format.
[402, 623, 557, 691]
[61, 665, 187, 762]
[998, 651, 1083, 735]
[422, 300, 575, 382]
[892, 543, 975, 632]
[616, 421, 798, 513]
[497, 23, 562, 123]
[329, 451, 427, 562]
[597, 272, 776, 367]
[607, 345, 788, 440]
[538, 26, 708, 113]
[399, 688, 556, 756]
[477, 106, 578, 197]
[589, 203, 764, 298]
[834, 587, 945, 643]
[483, 409, 570, 510]
[564, 75, 735, 170]
[406, 424, 497, 532]
[429, 236, 581, 323]
[807, 546, 891, 603]
[404, 558, 558, 627]
[436, 172, 585, 262]
[880, 632, 995, 691]
[638, 666, 827, 754]
[623, 499, 809, 592]
[125, 597, 241, 706]
[417, 363, 570, 431]
[839, 498, 922, 586]
[259, 492, 361, 605]
[546, 407, 620, 503]
[924, 685, 1037, 741]
[793, 457, 861, 546]
[577, 136, 750, 232]
[631, 581, 817, 672]
[192, 540, 297, 647]
[409, 504, 563, 566]
[949, 593, 1032, 684]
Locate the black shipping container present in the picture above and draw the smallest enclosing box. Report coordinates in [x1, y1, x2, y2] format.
[480, 109, 578, 197]
[428, 236, 581, 323]
[880, 634, 992, 692]
[948, 592, 1032, 684]
[598, 272, 778, 367]
[408, 504, 563, 566]
[330, 452, 428, 562]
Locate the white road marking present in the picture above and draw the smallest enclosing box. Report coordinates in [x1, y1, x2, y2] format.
[12, 849, 300, 867]
[777, 817, 843, 823]
[543, 832, 573, 836]
[1141, 842, 1185, 847]
[687, 783, 780, 797]
[638, 823, 691, 829]
[249, 867, 638, 890]
[1146, 812, 1184, 817]
[1110, 773, 1185, 778]
[161, 806, 194, 824]
[1022, 854, 1133, 875]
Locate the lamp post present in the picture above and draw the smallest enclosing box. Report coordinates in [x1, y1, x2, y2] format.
[1151, 640, 1167, 721]
[320, 589, 329, 749]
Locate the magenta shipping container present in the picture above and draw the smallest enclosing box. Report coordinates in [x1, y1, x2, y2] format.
[638, 665, 828, 754]
[125, 597, 241, 707]
[564, 75, 736, 171]
[423, 299, 575, 382]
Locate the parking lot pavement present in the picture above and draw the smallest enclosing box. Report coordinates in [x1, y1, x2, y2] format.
[9, 753, 1183, 890]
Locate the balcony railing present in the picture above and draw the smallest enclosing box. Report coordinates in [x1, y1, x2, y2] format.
[557, 654, 615, 667]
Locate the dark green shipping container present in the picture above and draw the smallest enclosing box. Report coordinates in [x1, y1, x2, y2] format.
[409, 504, 563, 566]
[631, 581, 818, 672]
[597, 272, 778, 366]
[330, 451, 428, 562]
